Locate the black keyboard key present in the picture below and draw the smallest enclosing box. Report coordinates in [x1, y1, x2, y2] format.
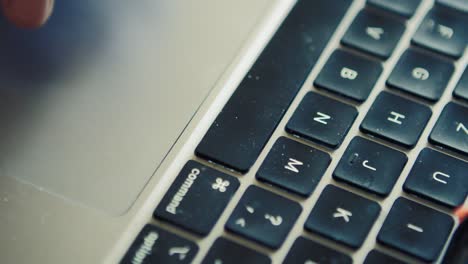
[286, 92, 358, 148]
[404, 148, 468, 207]
[202, 238, 270, 264]
[195, 0, 352, 173]
[430, 102, 468, 154]
[454, 68, 468, 100]
[305, 185, 380, 248]
[315, 49, 382, 102]
[361, 92, 432, 148]
[377, 198, 454, 262]
[154, 161, 239, 236]
[413, 6, 468, 58]
[387, 49, 454, 101]
[257, 137, 331, 196]
[226, 186, 301, 249]
[364, 250, 407, 264]
[334, 137, 407, 196]
[342, 10, 406, 59]
[368, 0, 422, 18]
[442, 214, 468, 264]
[283, 237, 352, 264]
[121, 225, 198, 264]
[437, 0, 468, 14]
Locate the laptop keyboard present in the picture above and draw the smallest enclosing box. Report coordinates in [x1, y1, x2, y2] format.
[122, 0, 467, 263]
[194, 0, 352, 173]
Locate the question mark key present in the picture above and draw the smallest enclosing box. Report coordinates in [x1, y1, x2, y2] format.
[226, 186, 302, 249]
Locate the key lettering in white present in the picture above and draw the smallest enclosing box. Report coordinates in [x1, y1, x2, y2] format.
[407, 223, 423, 233]
[264, 214, 283, 226]
[362, 160, 377, 171]
[314, 112, 331, 125]
[333, 207, 352, 223]
[211, 178, 230, 192]
[433, 171, 450, 184]
[132, 232, 159, 264]
[387, 111, 405, 125]
[284, 158, 303, 173]
[340, 67, 358, 80]
[456, 123, 468, 135]
[366, 27, 384, 40]
[166, 168, 200, 214]
[235, 218, 246, 227]
[437, 24, 454, 39]
[412, 67, 430, 81]
[168, 246, 191, 260]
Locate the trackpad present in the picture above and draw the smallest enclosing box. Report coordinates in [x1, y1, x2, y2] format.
[0, 0, 268, 214]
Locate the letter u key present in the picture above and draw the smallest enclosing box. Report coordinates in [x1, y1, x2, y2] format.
[433, 171, 450, 184]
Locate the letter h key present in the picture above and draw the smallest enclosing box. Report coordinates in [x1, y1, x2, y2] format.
[361, 92, 432, 148]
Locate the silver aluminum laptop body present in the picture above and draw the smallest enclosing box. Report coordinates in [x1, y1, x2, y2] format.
[0, 0, 282, 262]
[1, 0, 466, 263]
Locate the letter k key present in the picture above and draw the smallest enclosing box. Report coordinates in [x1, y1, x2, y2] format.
[333, 207, 352, 223]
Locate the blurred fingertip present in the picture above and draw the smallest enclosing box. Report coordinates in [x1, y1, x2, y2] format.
[2, 0, 54, 28]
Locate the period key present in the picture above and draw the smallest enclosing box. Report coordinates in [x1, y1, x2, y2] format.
[202, 238, 270, 264]
[154, 161, 239, 236]
[283, 237, 352, 264]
